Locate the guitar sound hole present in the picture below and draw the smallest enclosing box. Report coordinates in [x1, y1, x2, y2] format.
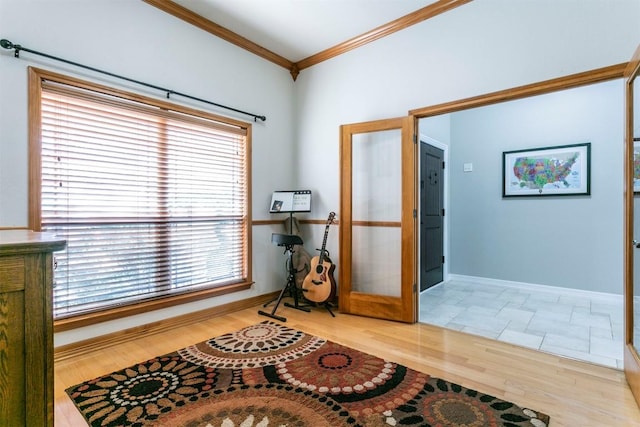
[315, 265, 324, 274]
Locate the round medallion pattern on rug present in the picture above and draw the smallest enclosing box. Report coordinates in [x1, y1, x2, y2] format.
[155, 384, 362, 427]
[178, 321, 326, 369]
[266, 339, 429, 419]
[273, 340, 395, 394]
[65, 322, 550, 427]
[110, 370, 180, 406]
[66, 355, 231, 426]
[383, 377, 549, 427]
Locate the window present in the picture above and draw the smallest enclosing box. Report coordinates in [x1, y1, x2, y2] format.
[29, 68, 252, 322]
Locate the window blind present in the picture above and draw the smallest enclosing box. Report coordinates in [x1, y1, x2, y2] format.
[39, 81, 249, 319]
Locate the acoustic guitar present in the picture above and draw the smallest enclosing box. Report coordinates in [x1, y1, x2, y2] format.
[302, 212, 336, 303]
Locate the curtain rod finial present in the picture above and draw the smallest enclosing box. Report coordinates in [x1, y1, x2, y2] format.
[1, 39, 21, 57]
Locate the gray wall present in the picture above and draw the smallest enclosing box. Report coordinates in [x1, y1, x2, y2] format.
[448, 80, 624, 294]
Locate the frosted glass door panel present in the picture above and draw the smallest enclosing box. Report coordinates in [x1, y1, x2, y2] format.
[351, 129, 401, 297]
[352, 130, 401, 221]
[351, 226, 401, 295]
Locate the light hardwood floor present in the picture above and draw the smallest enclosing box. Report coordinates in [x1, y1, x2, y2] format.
[54, 304, 640, 426]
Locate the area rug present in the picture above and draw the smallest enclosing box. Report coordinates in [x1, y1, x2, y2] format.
[66, 321, 550, 426]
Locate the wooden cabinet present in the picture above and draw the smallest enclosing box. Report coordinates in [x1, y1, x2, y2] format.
[0, 230, 66, 426]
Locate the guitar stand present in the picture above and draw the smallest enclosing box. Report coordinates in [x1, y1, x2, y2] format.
[258, 233, 310, 322]
[312, 301, 336, 317]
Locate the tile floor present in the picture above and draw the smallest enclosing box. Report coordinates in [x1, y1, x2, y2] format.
[419, 278, 625, 369]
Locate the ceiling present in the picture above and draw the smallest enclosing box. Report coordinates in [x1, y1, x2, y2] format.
[170, 0, 438, 63]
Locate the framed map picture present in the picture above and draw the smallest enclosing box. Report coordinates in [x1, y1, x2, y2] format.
[502, 142, 590, 197]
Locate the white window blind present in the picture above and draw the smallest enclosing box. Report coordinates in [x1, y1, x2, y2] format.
[39, 81, 249, 319]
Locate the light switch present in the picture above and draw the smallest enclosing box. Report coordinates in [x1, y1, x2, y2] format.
[463, 163, 473, 172]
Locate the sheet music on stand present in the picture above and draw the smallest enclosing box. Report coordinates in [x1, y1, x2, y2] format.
[270, 190, 311, 234]
[269, 190, 311, 213]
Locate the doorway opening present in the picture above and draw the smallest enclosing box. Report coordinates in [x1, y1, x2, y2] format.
[415, 78, 625, 369]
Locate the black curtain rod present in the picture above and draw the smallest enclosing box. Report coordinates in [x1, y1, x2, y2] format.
[0, 38, 266, 122]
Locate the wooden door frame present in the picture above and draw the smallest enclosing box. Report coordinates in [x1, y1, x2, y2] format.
[336, 63, 628, 328]
[339, 116, 417, 323]
[624, 44, 640, 406]
[409, 63, 626, 118]
[411, 65, 627, 300]
[409, 59, 640, 401]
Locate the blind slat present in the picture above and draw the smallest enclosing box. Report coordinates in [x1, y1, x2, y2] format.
[40, 80, 249, 319]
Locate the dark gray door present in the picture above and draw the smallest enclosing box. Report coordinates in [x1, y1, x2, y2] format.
[420, 142, 444, 291]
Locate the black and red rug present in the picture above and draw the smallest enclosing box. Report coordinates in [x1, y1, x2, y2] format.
[66, 321, 549, 426]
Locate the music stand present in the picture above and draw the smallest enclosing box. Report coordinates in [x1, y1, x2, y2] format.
[258, 233, 310, 322]
[269, 190, 311, 233]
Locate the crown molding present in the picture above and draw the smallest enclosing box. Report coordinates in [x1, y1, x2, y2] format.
[142, 0, 295, 72]
[295, 0, 471, 72]
[144, 0, 472, 81]
[409, 63, 628, 117]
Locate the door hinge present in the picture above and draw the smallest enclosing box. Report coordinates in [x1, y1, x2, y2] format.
[442, 161, 445, 169]
[442, 208, 445, 217]
[413, 134, 417, 144]
[442, 255, 445, 263]
[413, 209, 417, 218]
[413, 283, 417, 293]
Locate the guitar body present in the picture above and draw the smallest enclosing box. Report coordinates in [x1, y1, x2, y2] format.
[301, 212, 337, 303]
[302, 255, 336, 303]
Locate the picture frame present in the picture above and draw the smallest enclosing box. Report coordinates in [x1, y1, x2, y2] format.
[502, 142, 591, 197]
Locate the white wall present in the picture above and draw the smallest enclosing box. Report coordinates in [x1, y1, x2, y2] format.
[294, 0, 639, 293]
[0, 0, 297, 345]
[448, 80, 623, 293]
[295, 0, 639, 213]
[1, 0, 639, 343]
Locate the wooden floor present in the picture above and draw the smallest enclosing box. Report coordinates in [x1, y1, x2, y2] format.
[54, 303, 640, 426]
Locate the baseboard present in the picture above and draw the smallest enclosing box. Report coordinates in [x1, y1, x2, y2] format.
[447, 274, 622, 302]
[53, 291, 279, 362]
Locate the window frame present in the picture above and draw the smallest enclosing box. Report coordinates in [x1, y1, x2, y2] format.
[28, 67, 253, 331]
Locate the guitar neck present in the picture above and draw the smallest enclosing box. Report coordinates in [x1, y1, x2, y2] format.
[318, 231, 329, 262]
[318, 212, 335, 264]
